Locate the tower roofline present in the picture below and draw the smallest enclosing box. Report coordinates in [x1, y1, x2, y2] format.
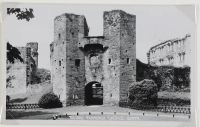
[104, 10, 135, 17]
[27, 42, 38, 45]
[54, 13, 85, 21]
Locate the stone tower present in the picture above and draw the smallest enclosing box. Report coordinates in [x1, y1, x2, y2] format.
[50, 13, 89, 105]
[50, 10, 136, 106]
[103, 10, 136, 105]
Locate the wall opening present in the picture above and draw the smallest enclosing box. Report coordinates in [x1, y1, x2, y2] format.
[127, 58, 130, 64]
[108, 58, 111, 64]
[71, 32, 74, 37]
[59, 61, 61, 66]
[58, 33, 61, 39]
[75, 59, 80, 67]
[85, 81, 103, 105]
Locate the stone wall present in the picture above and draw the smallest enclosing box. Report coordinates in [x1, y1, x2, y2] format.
[147, 34, 191, 67]
[119, 11, 136, 103]
[7, 47, 28, 95]
[27, 42, 38, 67]
[7, 43, 38, 96]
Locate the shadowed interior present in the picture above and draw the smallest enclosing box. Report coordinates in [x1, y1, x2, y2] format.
[85, 81, 103, 105]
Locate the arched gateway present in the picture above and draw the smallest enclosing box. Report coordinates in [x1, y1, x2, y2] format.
[85, 81, 103, 105]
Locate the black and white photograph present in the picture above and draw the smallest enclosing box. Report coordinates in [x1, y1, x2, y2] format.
[2, 3, 196, 122]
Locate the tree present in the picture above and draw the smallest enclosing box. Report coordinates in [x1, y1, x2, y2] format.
[7, 42, 23, 88]
[7, 42, 23, 63]
[7, 8, 34, 21]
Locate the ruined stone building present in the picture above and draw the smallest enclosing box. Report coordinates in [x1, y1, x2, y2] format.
[50, 10, 136, 106]
[147, 34, 191, 67]
[7, 42, 38, 95]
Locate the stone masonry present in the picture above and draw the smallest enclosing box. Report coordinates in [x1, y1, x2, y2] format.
[147, 34, 191, 67]
[50, 10, 136, 106]
[7, 42, 38, 95]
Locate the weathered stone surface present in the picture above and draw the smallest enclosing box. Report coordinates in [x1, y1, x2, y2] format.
[50, 10, 136, 106]
[147, 34, 191, 67]
[128, 79, 158, 109]
[7, 43, 38, 95]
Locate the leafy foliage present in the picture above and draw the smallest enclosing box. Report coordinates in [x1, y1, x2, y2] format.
[128, 79, 158, 109]
[136, 59, 190, 92]
[7, 42, 24, 88]
[38, 93, 62, 109]
[7, 8, 34, 21]
[32, 68, 51, 84]
[7, 42, 24, 63]
[6, 73, 14, 88]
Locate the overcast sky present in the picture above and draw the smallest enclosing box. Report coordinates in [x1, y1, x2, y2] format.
[3, 3, 195, 69]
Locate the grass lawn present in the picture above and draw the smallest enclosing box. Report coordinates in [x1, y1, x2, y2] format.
[6, 110, 56, 119]
[157, 91, 190, 106]
[158, 91, 190, 100]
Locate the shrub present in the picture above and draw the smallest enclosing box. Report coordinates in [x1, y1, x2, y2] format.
[128, 79, 158, 109]
[38, 93, 62, 109]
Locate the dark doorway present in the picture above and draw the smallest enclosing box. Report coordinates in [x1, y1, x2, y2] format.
[85, 81, 103, 105]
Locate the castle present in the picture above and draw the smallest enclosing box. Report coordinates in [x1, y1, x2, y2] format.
[7, 42, 38, 95]
[50, 10, 136, 106]
[147, 34, 191, 67]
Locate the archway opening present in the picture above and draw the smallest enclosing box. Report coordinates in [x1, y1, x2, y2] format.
[85, 81, 103, 105]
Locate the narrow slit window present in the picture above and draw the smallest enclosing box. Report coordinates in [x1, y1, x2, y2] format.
[108, 58, 111, 64]
[127, 58, 130, 64]
[72, 32, 74, 37]
[59, 61, 61, 66]
[75, 59, 80, 67]
[58, 33, 61, 39]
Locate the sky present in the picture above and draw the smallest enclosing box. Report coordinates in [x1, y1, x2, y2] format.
[3, 4, 195, 69]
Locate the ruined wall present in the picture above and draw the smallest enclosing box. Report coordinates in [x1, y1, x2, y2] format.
[7, 47, 28, 95]
[26, 42, 38, 67]
[147, 34, 191, 67]
[7, 43, 38, 96]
